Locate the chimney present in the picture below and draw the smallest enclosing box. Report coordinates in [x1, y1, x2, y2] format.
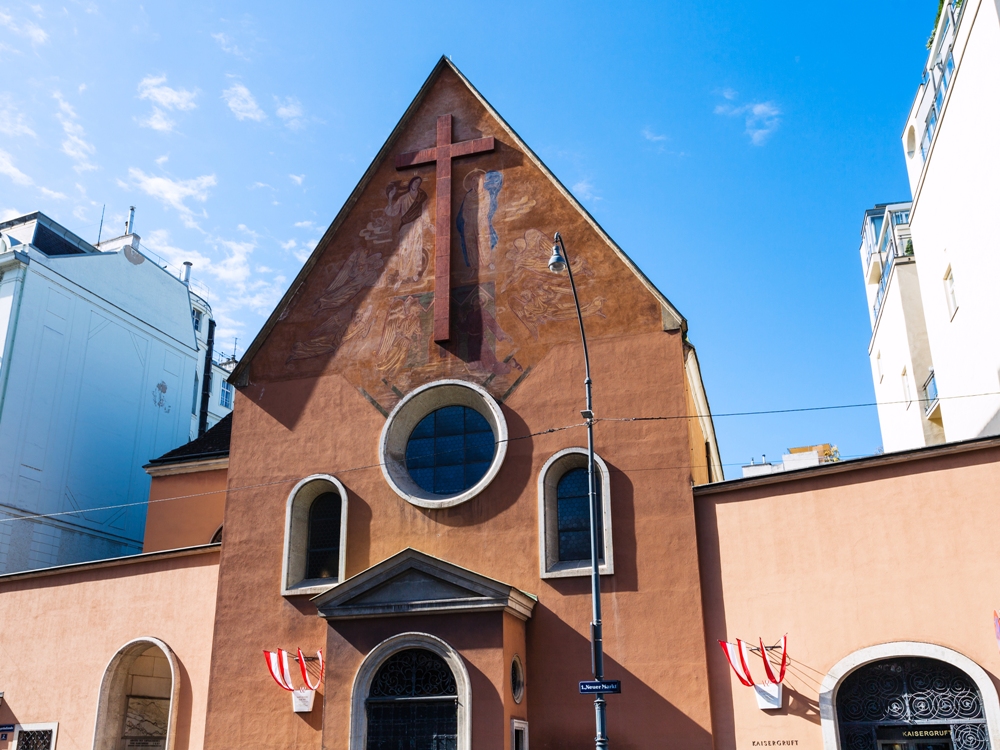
[182, 261, 192, 286]
[125, 206, 136, 235]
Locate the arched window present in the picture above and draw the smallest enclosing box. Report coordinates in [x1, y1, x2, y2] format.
[93, 638, 178, 750]
[366, 649, 458, 748]
[837, 657, 989, 750]
[282, 475, 349, 595]
[538, 448, 613, 579]
[306, 493, 343, 580]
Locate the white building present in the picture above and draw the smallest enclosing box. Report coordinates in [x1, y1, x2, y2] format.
[0, 211, 232, 572]
[862, 0, 1000, 450]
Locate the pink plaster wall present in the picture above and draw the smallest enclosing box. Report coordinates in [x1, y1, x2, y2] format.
[0, 549, 219, 750]
[696, 443, 1000, 750]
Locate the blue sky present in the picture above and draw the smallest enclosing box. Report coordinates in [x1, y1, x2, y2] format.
[0, 1, 934, 477]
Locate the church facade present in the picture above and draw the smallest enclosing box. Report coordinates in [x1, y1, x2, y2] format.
[0, 58, 999, 750]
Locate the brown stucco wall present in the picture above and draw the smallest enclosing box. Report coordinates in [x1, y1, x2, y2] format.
[203, 62, 713, 750]
[0, 549, 219, 750]
[144, 468, 227, 552]
[695, 443, 1000, 750]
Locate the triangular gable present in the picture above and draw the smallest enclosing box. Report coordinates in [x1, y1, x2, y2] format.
[229, 57, 687, 394]
[312, 548, 536, 621]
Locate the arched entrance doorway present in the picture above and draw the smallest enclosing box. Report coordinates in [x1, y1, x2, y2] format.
[365, 648, 458, 749]
[836, 657, 989, 750]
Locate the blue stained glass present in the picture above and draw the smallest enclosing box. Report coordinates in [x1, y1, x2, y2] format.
[557, 468, 603, 563]
[405, 406, 496, 495]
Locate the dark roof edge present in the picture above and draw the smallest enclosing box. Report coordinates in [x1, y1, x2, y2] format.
[144, 449, 229, 468]
[694, 433, 1000, 496]
[0, 543, 220, 584]
[229, 55, 686, 387]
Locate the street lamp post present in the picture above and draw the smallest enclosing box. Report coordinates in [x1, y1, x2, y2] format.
[548, 232, 609, 750]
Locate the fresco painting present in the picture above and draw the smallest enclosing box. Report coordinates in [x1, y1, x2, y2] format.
[281, 151, 608, 410]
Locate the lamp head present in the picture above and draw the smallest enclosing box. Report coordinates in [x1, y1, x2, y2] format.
[547, 235, 567, 274]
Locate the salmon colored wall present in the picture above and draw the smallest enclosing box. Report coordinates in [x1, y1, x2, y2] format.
[685, 360, 711, 486]
[502, 611, 528, 749]
[204, 64, 713, 750]
[696, 445, 1000, 750]
[0, 550, 219, 750]
[144, 469, 228, 552]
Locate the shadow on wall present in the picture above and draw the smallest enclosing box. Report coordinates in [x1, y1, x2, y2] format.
[526, 603, 714, 749]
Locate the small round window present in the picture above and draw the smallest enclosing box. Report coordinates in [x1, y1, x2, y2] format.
[405, 406, 496, 494]
[380, 380, 508, 509]
[511, 655, 524, 704]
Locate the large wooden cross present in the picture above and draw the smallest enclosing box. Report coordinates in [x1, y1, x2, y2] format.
[396, 114, 495, 342]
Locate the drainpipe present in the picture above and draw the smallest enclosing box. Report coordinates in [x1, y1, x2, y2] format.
[0, 258, 29, 422]
[198, 318, 216, 437]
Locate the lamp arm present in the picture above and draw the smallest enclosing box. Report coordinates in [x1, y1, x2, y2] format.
[554, 233, 593, 412]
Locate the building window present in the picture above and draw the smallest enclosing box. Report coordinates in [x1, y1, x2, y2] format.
[282, 475, 349, 595]
[11, 725, 57, 750]
[944, 266, 959, 319]
[220, 381, 234, 409]
[902, 368, 912, 406]
[192, 308, 203, 332]
[876, 352, 883, 382]
[405, 406, 495, 495]
[380, 380, 508, 509]
[511, 655, 525, 704]
[191, 374, 199, 416]
[538, 448, 614, 579]
[512, 720, 529, 750]
[366, 649, 458, 749]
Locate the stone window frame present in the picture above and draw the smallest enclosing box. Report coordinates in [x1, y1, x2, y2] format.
[511, 719, 529, 750]
[537, 448, 614, 579]
[349, 632, 472, 750]
[281, 474, 349, 596]
[819, 641, 1000, 750]
[11, 723, 58, 750]
[379, 380, 508, 510]
[92, 637, 179, 750]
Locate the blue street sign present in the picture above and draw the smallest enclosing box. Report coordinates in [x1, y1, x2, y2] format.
[0, 725, 14, 732]
[579, 680, 621, 694]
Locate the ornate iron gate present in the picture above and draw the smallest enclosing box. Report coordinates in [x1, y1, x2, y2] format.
[837, 658, 989, 750]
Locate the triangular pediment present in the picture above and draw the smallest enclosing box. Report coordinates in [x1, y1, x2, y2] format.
[312, 548, 536, 621]
[231, 57, 688, 413]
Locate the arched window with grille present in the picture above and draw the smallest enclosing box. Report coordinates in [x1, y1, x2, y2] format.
[537, 448, 613, 579]
[281, 475, 349, 595]
[365, 648, 458, 750]
[836, 657, 990, 750]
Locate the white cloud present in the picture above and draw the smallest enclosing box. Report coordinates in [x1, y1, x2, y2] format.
[129, 167, 216, 229]
[211, 32, 246, 59]
[155, 154, 169, 166]
[138, 75, 197, 111]
[0, 10, 47, 44]
[721, 87, 738, 101]
[0, 208, 21, 221]
[222, 83, 265, 122]
[39, 186, 67, 199]
[714, 92, 782, 145]
[275, 96, 305, 130]
[572, 179, 601, 202]
[280, 238, 296, 251]
[293, 220, 314, 228]
[249, 181, 271, 190]
[53, 91, 97, 172]
[641, 127, 668, 143]
[143, 228, 213, 270]
[137, 76, 197, 133]
[0, 95, 35, 137]
[289, 174, 304, 186]
[0, 149, 33, 186]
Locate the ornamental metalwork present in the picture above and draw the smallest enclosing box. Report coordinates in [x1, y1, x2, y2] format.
[15, 731, 53, 750]
[837, 658, 989, 750]
[367, 648, 458, 750]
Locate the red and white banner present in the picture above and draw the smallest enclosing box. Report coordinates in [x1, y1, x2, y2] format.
[298, 648, 325, 691]
[719, 639, 755, 686]
[760, 635, 788, 685]
[264, 649, 295, 691]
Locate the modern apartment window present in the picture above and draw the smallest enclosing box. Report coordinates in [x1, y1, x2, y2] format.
[220, 381, 234, 409]
[902, 368, 912, 406]
[944, 267, 958, 319]
[192, 308, 203, 332]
